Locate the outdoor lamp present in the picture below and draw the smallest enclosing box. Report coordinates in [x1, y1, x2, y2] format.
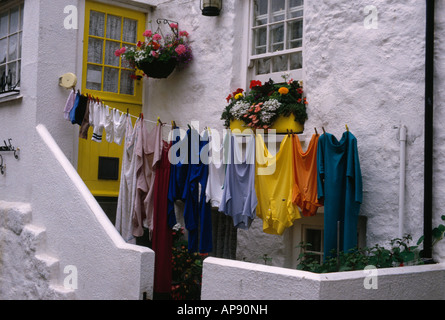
[201, 0, 222, 16]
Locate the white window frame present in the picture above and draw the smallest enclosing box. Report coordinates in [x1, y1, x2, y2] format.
[0, 1, 23, 97]
[247, 0, 304, 84]
[301, 224, 324, 264]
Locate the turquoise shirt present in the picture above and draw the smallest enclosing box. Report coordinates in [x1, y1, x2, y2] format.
[317, 131, 363, 259]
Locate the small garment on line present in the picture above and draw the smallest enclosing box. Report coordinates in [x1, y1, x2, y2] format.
[91, 102, 105, 142]
[69, 92, 81, 124]
[115, 116, 138, 244]
[72, 94, 88, 126]
[255, 134, 301, 235]
[64, 89, 76, 120]
[292, 134, 322, 217]
[113, 109, 127, 145]
[132, 121, 163, 238]
[104, 106, 114, 143]
[79, 98, 92, 139]
[205, 129, 229, 208]
[219, 134, 257, 230]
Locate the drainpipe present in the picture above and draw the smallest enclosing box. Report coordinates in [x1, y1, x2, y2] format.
[399, 125, 407, 238]
[423, 0, 435, 259]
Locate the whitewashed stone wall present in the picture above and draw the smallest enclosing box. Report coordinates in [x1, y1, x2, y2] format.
[146, 0, 445, 266]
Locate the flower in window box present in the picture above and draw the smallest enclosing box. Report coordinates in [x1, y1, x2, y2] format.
[221, 77, 308, 132]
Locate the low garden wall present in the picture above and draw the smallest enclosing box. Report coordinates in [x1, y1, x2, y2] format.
[201, 257, 445, 300]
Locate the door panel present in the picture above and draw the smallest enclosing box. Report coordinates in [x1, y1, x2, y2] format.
[79, 1, 145, 197]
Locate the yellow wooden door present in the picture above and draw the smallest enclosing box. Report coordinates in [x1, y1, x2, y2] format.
[78, 1, 145, 197]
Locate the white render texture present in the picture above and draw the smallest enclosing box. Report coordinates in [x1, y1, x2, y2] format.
[145, 0, 445, 265]
[202, 257, 445, 300]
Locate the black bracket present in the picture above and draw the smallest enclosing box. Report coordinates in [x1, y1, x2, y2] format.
[0, 139, 20, 175]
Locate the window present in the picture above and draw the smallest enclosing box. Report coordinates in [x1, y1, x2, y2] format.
[249, 0, 303, 82]
[0, 2, 23, 95]
[84, 7, 142, 99]
[302, 225, 324, 264]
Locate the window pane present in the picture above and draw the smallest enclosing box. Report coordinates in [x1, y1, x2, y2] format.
[0, 38, 6, 64]
[105, 40, 120, 66]
[254, 27, 267, 55]
[20, 4, 24, 30]
[9, 6, 19, 33]
[103, 67, 119, 93]
[270, 23, 284, 52]
[306, 229, 322, 252]
[106, 15, 121, 41]
[272, 55, 287, 73]
[0, 11, 8, 38]
[0, 64, 5, 85]
[89, 11, 105, 37]
[255, 0, 268, 16]
[7, 61, 16, 86]
[8, 33, 17, 61]
[88, 38, 103, 64]
[290, 51, 302, 70]
[288, 20, 303, 49]
[123, 18, 137, 43]
[256, 58, 270, 75]
[86, 64, 102, 91]
[271, 0, 285, 22]
[18, 32, 22, 58]
[120, 69, 134, 95]
[290, 0, 304, 8]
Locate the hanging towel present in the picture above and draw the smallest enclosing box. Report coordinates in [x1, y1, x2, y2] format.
[103, 106, 114, 143]
[255, 134, 301, 235]
[152, 140, 173, 295]
[167, 128, 190, 229]
[292, 134, 322, 216]
[182, 129, 212, 253]
[132, 120, 163, 238]
[115, 116, 138, 244]
[317, 131, 363, 260]
[219, 134, 257, 230]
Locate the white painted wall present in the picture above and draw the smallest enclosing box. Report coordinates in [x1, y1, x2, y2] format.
[202, 257, 445, 300]
[145, 0, 445, 267]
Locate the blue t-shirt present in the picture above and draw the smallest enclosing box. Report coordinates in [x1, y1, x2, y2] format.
[317, 131, 363, 259]
[219, 134, 258, 230]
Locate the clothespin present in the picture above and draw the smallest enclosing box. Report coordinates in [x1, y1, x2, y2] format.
[314, 128, 318, 135]
[322, 127, 326, 134]
[345, 124, 349, 132]
[290, 129, 294, 136]
[157, 117, 161, 126]
[140, 113, 144, 120]
[287, 129, 290, 137]
[126, 108, 129, 116]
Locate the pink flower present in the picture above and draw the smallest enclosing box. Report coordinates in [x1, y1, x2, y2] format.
[175, 44, 187, 55]
[151, 51, 159, 58]
[169, 23, 178, 29]
[153, 33, 162, 41]
[179, 31, 189, 37]
[114, 47, 126, 56]
[143, 30, 152, 37]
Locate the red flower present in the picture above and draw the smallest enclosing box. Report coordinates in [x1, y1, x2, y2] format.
[297, 88, 303, 94]
[226, 94, 232, 103]
[249, 80, 262, 89]
[233, 88, 244, 95]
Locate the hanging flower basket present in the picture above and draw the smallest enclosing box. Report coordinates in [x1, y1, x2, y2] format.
[137, 59, 177, 79]
[115, 19, 192, 80]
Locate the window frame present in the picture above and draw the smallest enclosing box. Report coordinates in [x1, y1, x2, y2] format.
[82, 1, 146, 105]
[0, 1, 24, 97]
[247, 0, 304, 83]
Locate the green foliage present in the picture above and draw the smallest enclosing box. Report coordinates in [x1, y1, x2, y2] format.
[297, 215, 445, 273]
[170, 227, 207, 300]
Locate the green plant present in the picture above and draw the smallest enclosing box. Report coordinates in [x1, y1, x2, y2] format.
[297, 216, 445, 273]
[221, 75, 308, 129]
[170, 226, 206, 300]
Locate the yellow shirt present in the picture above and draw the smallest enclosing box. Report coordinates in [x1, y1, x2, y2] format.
[255, 134, 301, 235]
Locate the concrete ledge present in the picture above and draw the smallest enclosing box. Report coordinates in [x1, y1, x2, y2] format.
[202, 257, 445, 300]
